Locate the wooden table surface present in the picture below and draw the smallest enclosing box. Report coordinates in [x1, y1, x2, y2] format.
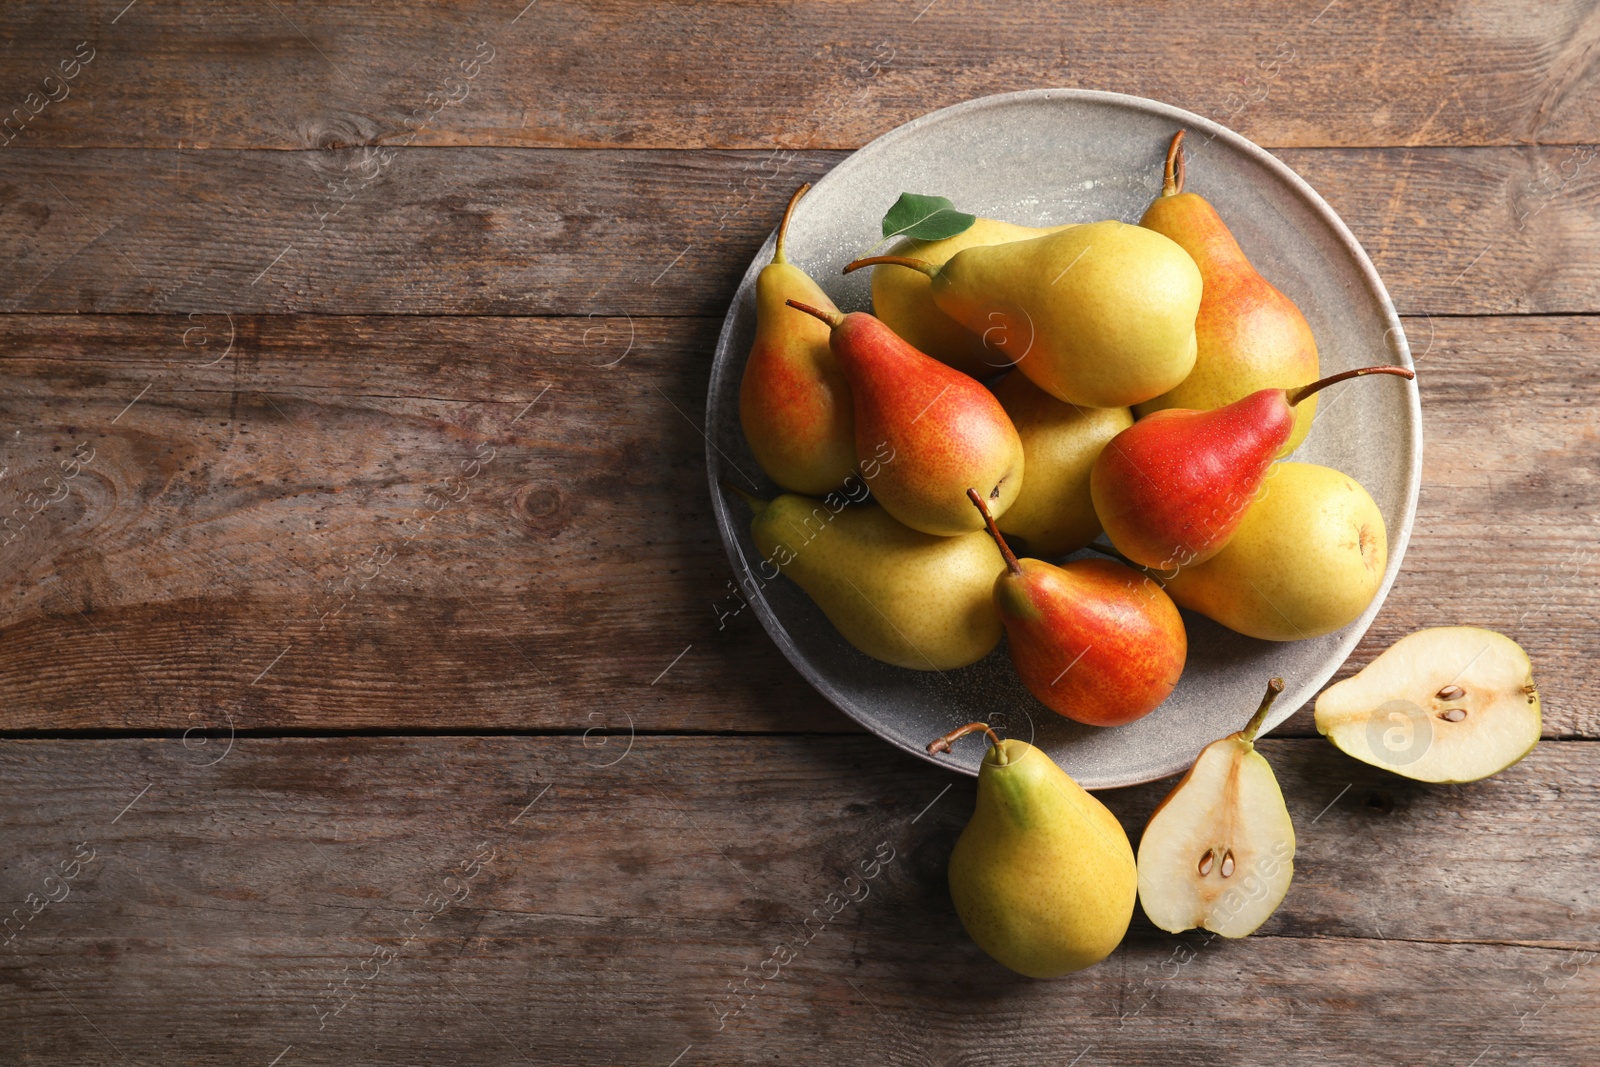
[2, 3, 1597, 1064]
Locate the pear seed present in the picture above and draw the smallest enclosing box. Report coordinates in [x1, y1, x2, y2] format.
[1439, 708, 1467, 722]
[1197, 849, 1215, 876]
[1436, 684, 1466, 700]
[1220, 850, 1236, 878]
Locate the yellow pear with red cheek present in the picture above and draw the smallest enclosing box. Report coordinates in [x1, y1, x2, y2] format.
[785, 301, 1024, 537]
[738, 184, 856, 495]
[1091, 366, 1414, 571]
[968, 490, 1186, 728]
[1137, 130, 1323, 456]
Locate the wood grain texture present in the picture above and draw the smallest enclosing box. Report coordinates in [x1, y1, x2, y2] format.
[2, 1, 1599, 151]
[1, 146, 1599, 317]
[0, 313, 839, 734]
[1, 314, 1594, 736]
[0, 735, 1594, 1065]
[2, 3, 1596, 1062]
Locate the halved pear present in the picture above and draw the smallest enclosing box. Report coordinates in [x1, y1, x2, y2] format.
[1314, 626, 1540, 783]
[1137, 679, 1296, 938]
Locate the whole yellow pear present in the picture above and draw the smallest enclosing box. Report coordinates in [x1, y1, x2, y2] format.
[850, 221, 1202, 408]
[1162, 462, 1387, 641]
[871, 218, 1074, 378]
[933, 729, 1136, 978]
[734, 488, 1003, 670]
[991, 371, 1132, 556]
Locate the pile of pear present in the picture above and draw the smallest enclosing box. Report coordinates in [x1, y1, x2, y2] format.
[923, 680, 1301, 978]
[733, 131, 1417, 730]
[730, 148, 1545, 981]
[923, 624, 1542, 980]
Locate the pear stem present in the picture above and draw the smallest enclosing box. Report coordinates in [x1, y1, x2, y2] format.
[718, 478, 768, 514]
[773, 182, 810, 266]
[926, 722, 1008, 765]
[784, 298, 845, 329]
[1286, 364, 1415, 407]
[1163, 130, 1187, 197]
[841, 255, 939, 278]
[1240, 677, 1286, 745]
[967, 488, 1022, 576]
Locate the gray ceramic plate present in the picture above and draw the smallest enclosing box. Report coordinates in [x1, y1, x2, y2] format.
[706, 89, 1421, 789]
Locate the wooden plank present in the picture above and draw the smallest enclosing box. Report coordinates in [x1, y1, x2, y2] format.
[0, 313, 1594, 736]
[2, 1, 1599, 151]
[0, 312, 849, 734]
[0, 147, 844, 319]
[0, 735, 1594, 1064]
[0, 146, 1598, 317]
[1285, 146, 1600, 319]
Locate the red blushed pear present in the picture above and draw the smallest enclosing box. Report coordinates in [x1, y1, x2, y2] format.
[967, 489, 1186, 728]
[738, 183, 857, 496]
[1091, 364, 1415, 571]
[1138, 131, 1323, 455]
[787, 301, 1024, 537]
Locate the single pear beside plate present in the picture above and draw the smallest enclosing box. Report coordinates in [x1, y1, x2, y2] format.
[872, 218, 1075, 378]
[1314, 627, 1540, 783]
[929, 724, 1137, 977]
[725, 485, 1002, 670]
[1137, 679, 1296, 938]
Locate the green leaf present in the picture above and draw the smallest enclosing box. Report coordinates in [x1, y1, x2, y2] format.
[880, 192, 976, 242]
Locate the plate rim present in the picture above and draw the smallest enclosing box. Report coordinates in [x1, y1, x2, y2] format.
[705, 87, 1423, 789]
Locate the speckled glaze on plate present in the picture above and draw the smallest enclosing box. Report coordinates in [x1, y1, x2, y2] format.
[706, 89, 1421, 789]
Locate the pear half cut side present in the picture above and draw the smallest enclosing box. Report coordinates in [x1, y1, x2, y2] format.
[1136, 679, 1296, 938]
[1314, 626, 1540, 783]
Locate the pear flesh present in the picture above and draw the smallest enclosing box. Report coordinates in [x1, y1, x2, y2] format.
[937, 733, 1137, 977]
[872, 218, 1075, 378]
[1315, 627, 1540, 783]
[1137, 681, 1296, 938]
[928, 220, 1202, 409]
[740, 491, 1003, 670]
[1162, 462, 1387, 641]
